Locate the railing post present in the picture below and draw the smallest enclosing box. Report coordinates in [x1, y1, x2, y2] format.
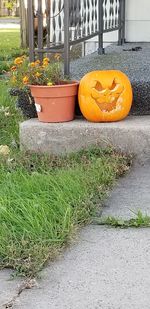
[118, 0, 126, 45]
[64, 0, 70, 76]
[98, 0, 104, 55]
[122, 0, 126, 44]
[37, 0, 44, 61]
[28, 0, 34, 62]
[118, 0, 122, 45]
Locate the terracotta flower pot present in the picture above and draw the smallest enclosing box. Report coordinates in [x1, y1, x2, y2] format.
[29, 81, 79, 123]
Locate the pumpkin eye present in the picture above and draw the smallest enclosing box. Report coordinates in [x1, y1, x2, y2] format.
[94, 81, 103, 91]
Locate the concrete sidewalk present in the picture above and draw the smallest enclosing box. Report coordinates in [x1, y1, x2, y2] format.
[1, 163, 150, 309]
[0, 18, 20, 29]
[0, 270, 22, 308]
[13, 227, 150, 309]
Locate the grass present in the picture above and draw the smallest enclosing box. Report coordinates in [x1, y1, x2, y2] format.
[0, 28, 27, 74]
[97, 211, 150, 228]
[0, 147, 130, 277]
[0, 16, 20, 19]
[0, 29, 132, 277]
[0, 80, 23, 146]
[0, 79, 132, 277]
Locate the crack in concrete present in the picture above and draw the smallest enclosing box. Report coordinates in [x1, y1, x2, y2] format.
[2, 279, 38, 309]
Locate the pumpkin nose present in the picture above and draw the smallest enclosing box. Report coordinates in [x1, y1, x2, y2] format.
[91, 88, 100, 99]
[91, 88, 109, 100]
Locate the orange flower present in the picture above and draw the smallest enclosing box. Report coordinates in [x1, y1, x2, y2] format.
[42, 63, 48, 68]
[43, 62, 49, 67]
[35, 60, 41, 65]
[35, 72, 42, 78]
[11, 66, 17, 72]
[23, 76, 29, 85]
[54, 53, 61, 61]
[29, 62, 36, 68]
[43, 57, 49, 63]
[43, 57, 49, 67]
[14, 57, 23, 65]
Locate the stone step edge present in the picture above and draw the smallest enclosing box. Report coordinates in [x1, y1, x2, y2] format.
[20, 116, 150, 162]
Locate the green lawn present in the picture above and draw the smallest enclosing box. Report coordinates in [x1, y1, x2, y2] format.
[0, 28, 26, 73]
[0, 32, 131, 277]
[0, 147, 130, 277]
[0, 80, 131, 277]
[0, 81, 22, 145]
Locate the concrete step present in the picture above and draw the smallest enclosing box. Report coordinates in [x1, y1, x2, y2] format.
[71, 43, 150, 116]
[20, 116, 150, 162]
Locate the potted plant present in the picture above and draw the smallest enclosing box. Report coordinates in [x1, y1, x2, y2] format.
[9, 55, 79, 123]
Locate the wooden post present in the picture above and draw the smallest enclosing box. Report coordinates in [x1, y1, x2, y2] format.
[20, 0, 28, 48]
[0, 0, 2, 17]
[64, 0, 70, 76]
[46, 0, 51, 50]
[37, 0, 43, 61]
[28, 0, 34, 61]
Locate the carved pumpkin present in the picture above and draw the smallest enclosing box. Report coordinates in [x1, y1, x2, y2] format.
[78, 70, 133, 122]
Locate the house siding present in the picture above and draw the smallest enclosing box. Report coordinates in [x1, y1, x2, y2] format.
[126, 0, 150, 42]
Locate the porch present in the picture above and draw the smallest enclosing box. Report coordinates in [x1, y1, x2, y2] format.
[20, 1, 150, 158]
[20, 42, 150, 160]
[26, 0, 150, 116]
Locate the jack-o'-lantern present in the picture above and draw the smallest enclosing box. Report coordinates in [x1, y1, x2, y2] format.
[78, 70, 133, 122]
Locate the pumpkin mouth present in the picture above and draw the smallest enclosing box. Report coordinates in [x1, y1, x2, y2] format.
[94, 100, 117, 112]
[91, 79, 124, 113]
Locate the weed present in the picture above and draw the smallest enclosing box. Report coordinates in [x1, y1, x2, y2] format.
[96, 211, 150, 228]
